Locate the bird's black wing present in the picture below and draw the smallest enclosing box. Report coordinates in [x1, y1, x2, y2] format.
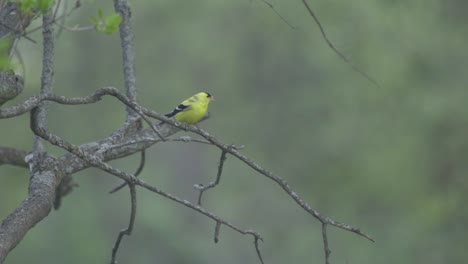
[164, 103, 190, 118]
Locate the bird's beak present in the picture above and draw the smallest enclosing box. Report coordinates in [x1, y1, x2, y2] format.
[210, 96, 215, 101]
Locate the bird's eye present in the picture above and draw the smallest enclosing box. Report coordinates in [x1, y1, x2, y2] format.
[205, 92, 212, 98]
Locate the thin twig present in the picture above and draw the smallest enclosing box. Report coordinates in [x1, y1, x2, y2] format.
[109, 141, 239, 195]
[0, 86, 165, 141]
[187, 127, 375, 242]
[111, 183, 137, 264]
[322, 223, 331, 264]
[0, 22, 37, 44]
[53, 173, 78, 210]
[55, 0, 68, 38]
[259, 0, 296, 29]
[301, 0, 380, 88]
[54, 22, 94, 32]
[214, 221, 221, 243]
[52, 0, 62, 21]
[107, 136, 212, 151]
[135, 108, 376, 241]
[109, 150, 145, 194]
[137, 180, 265, 261]
[195, 149, 228, 206]
[254, 235, 264, 264]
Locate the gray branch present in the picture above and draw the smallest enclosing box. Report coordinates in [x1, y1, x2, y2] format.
[0, 146, 28, 167]
[0, 9, 56, 264]
[195, 149, 229, 206]
[33, 10, 55, 151]
[0, 70, 23, 107]
[110, 184, 137, 263]
[28, 110, 264, 263]
[114, 0, 137, 119]
[0, 153, 62, 263]
[0, 81, 374, 262]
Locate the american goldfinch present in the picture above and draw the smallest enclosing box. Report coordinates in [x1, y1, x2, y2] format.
[163, 92, 214, 124]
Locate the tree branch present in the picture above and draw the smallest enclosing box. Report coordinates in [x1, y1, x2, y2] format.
[321, 223, 331, 264]
[301, 0, 380, 88]
[116, 104, 374, 242]
[29, 111, 265, 263]
[0, 9, 58, 263]
[1, 81, 373, 262]
[176, 125, 375, 242]
[2, 85, 374, 243]
[259, 0, 295, 29]
[0, 146, 28, 167]
[110, 183, 137, 264]
[113, 0, 137, 120]
[33, 8, 55, 152]
[60, 95, 375, 259]
[108, 149, 145, 194]
[0, 86, 165, 140]
[195, 149, 229, 206]
[0, 153, 62, 263]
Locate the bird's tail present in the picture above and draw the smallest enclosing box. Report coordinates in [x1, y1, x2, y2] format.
[159, 104, 186, 125]
[158, 113, 174, 125]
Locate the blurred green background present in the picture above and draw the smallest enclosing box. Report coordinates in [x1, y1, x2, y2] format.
[1, 0, 468, 263]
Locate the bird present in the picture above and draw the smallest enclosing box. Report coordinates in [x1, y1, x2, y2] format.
[162, 92, 214, 125]
[110, 92, 214, 195]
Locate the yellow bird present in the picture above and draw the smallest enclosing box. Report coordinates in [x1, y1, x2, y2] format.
[163, 92, 214, 124]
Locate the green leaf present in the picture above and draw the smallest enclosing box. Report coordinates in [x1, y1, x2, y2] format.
[37, 0, 54, 11]
[18, 0, 36, 14]
[97, 8, 103, 19]
[88, 16, 98, 25]
[104, 13, 122, 34]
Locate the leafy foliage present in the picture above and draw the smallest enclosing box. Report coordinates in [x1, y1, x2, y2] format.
[88, 9, 122, 35]
[13, 0, 55, 15]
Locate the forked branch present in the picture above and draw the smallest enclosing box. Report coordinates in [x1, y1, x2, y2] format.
[110, 183, 137, 264]
[195, 149, 229, 206]
[29, 108, 265, 264]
